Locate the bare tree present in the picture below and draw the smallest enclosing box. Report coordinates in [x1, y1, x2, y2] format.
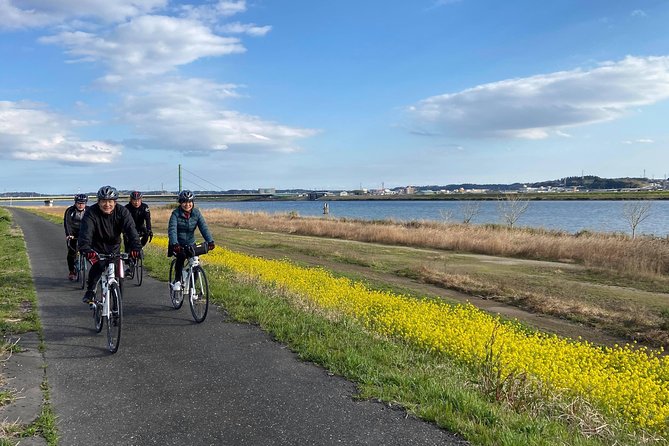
[460, 201, 481, 224]
[622, 201, 652, 238]
[439, 209, 454, 222]
[497, 194, 529, 228]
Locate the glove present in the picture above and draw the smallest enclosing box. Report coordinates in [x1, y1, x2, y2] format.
[86, 251, 98, 264]
[130, 249, 141, 259]
[208, 241, 215, 251]
[171, 244, 182, 255]
[147, 230, 153, 242]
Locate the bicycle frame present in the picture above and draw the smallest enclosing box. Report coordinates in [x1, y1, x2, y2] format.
[182, 255, 200, 295]
[98, 255, 123, 318]
[95, 252, 127, 353]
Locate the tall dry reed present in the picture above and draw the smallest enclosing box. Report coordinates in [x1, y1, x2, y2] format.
[149, 207, 669, 278]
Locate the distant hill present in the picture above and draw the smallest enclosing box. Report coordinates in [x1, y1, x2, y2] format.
[0, 176, 662, 197]
[406, 176, 655, 193]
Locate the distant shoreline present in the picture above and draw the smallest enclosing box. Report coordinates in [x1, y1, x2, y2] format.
[2, 189, 669, 204]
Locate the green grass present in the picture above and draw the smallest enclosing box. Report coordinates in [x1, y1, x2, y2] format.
[141, 245, 653, 445]
[25, 208, 667, 444]
[0, 207, 57, 445]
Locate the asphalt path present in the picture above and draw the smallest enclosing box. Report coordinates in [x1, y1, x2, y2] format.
[9, 208, 467, 446]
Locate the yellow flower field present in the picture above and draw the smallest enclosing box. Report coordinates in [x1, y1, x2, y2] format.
[153, 236, 669, 433]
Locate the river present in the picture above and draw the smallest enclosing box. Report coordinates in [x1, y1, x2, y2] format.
[6, 198, 668, 236]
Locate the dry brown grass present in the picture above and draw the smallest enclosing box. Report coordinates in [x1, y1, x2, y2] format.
[147, 206, 669, 279]
[37, 205, 669, 278]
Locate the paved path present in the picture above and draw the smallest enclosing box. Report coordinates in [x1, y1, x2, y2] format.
[9, 208, 466, 446]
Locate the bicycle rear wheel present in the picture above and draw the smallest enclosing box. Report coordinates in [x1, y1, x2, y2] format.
[93, 282, 103, 333]
[168, 259, 183, 309]
[79, 255, 87, 290]
[106, 283, 122, 353]
[189, 265, 209, 323]
[135, 256, 143, 286]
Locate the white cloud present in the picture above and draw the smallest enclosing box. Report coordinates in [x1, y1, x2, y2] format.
[409, 56, 669, 139]
[219, 21, 271, 37]
[0, 101, 121, 163]
[179, 0, 247, 23]
[0, 0, 166, 29]
[623, 138, 654, 144]
[40, 15, 245, 79]
[631, 9, 647, 18]
[119, 79, 318, 153]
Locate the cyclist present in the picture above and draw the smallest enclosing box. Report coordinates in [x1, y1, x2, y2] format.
[124, 191, 153, 274]
[63, 194, 89, 280]
[168, 190, 215, 291]
[78, 186, 142, 304]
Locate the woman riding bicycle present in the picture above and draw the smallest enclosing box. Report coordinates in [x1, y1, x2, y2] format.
[64, 193, 89, 280]
[168, 190, 215, 291]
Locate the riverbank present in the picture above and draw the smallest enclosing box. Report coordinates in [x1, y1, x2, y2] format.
[29, 205, 669, 348]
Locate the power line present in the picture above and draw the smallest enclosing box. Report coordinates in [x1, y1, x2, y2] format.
[182, 178, 209, 191]
[181, 167, 224, 191]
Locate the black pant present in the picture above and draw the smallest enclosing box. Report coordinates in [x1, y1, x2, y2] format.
[66, 238, 78, 273]
[174, 253, 187, 282]
[87, 261, 104, 292]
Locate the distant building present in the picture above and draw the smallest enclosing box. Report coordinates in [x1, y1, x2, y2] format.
[258, 188, 276, 194]
[405, 186, 416, 195]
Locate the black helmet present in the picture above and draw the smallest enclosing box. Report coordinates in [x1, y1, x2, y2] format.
[178, 190, 194, 203]
[130, 191, 143, 200]
[97, 185, 119, 200]
[74, 193, 88, 204]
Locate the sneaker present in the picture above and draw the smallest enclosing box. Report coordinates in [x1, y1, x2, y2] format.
[68, 272, 76, 281]
[171, 281, 181, 292]
[82, 290, 95, 304]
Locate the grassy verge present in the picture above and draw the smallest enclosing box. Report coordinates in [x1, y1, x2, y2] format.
[0, 207, 58, 445]
[141, 243, 655, 445]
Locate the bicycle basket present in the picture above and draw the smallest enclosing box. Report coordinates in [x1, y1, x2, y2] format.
[192, 242, 209, 256]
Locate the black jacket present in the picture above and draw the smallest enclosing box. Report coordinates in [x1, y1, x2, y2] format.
[63, 205, 88, 237]
[78, 203, 141, 255]
[125, 202, 152, 233]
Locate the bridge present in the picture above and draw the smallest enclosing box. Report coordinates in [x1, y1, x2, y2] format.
[0, 192, 275, 203]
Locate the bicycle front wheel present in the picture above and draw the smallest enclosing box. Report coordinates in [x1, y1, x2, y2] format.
[168, 259, 183, 309]
[189, 265, 209, 323]
[93, 282, 103, 333]
[79, 255, 87, 290]
[135, 256, 143, 286]
[106, 283, 122, 353]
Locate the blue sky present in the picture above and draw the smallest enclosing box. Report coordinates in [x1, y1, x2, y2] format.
[2, 0, 669, 194]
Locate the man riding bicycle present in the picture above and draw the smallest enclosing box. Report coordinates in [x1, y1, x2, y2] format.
[78, 186, 142, 304]
[63, 194, 89, 280]
[168, 190, 215, 291]
[124, 190, 153, 274]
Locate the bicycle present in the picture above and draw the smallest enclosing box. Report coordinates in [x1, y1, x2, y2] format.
[67, 238, 87, 289]
[124, 251, 144, 286]
[168, 243, 210, 323]
[91, 252, 128, 353]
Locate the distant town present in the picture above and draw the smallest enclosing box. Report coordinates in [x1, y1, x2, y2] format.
[2, 176, 668, 201]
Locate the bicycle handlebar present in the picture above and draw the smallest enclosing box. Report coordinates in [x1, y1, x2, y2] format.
[96, 252, 130, 261]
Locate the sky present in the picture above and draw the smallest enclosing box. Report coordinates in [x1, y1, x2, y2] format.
[2, 0, 669, 194]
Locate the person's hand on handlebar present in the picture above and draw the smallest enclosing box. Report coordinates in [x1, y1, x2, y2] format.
[171, 244, 181, 254]
[85, 251, 99, 264]
[130, 249, 141, 259]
